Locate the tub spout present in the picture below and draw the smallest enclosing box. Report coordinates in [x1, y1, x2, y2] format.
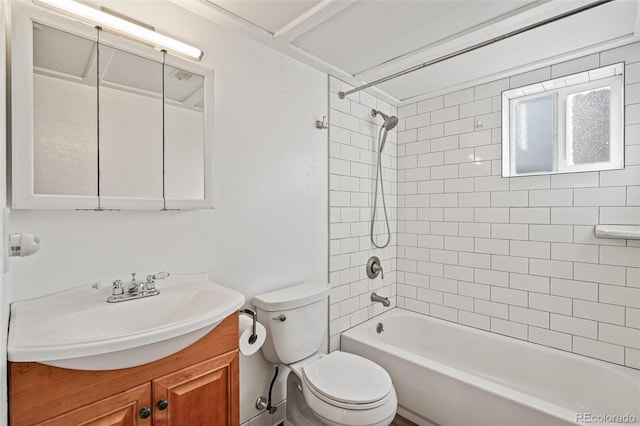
[371, 292, 390, 307]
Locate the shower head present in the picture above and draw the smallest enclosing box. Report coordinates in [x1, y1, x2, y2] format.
[372, 109, 397, 153]
[371, 109, 398, 131]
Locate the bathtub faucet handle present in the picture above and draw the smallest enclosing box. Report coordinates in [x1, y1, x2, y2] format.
[373, 262, 384, 279]
[366, 256, 384, 279]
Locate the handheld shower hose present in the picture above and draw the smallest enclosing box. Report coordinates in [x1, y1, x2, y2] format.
[370, 109, 397, 249]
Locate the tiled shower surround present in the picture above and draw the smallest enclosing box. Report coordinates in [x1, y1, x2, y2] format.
[329, 42, 640, 369]
[395, 42, 640, 369]
[328, 76, 398, 351]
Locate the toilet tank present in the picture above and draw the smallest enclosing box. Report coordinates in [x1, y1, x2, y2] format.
[253, 282, 329, 365]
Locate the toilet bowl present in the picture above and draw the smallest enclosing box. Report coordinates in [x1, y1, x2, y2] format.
[253, 282, 397, 426]
[293, 351, 397, 426]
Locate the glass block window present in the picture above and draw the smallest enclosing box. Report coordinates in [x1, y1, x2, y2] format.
[502, 63, 624, 177]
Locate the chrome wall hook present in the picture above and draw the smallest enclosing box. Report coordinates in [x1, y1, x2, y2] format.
[315, 115, 328, 129]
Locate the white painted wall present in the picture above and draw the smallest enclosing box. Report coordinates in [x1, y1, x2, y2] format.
[8, 1, 327, 423]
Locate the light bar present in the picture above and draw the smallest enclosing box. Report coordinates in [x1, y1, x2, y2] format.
[34, 0, 203, 60]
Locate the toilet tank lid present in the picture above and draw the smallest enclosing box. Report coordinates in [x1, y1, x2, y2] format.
[253, 282, 330, 311]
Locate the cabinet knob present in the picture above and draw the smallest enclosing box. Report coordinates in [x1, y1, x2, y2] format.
[139, 407, 152, 419]
[157, 399, 169, 410]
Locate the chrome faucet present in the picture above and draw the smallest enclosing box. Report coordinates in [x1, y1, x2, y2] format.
[128, 273, 138, 294]
[107, 271, 169, 303]
[371, 292, 390, 307]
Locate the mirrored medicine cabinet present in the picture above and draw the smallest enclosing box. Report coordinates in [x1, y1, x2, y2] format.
[11, 3, 213, 210]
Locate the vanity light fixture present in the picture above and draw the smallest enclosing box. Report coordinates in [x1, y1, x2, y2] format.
[33, 0, 203, 60]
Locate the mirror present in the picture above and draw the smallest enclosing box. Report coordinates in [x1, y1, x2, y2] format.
[32, 23, 98, 200]
[12, 3, 213, 210]
[98, 44, 164, 209]
[163, 64, 205, 203]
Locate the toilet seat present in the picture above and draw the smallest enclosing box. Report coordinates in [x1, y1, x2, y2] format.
[293, 352, 398, 426]
[301, 351, 393, 409]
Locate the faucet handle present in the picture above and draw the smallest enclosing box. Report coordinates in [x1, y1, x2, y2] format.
[146, 271, 170, 281]
[131, 273, 137, 283]
[112, 280, 124, 296]
[145, 274, 156, 291]
[373, 263, 384, 279]
[154, 271, 170, 280]
[145, 271, 168, 291]
[366, 256, 384, 279]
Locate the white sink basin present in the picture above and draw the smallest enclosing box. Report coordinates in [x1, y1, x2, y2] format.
[8, 273, 245, 370]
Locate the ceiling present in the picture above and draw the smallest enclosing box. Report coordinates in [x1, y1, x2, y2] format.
[176, 0, 640, 104]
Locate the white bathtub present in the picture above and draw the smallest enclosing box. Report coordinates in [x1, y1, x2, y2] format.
[341, 309, 640, 426]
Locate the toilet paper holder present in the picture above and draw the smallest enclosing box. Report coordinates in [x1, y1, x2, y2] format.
[239, 309, 258, 344]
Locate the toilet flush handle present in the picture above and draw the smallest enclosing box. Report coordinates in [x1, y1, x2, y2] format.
[272, 314, 286, 321]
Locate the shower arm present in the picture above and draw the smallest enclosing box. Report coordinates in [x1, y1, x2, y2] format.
[338, 0, 613, 100]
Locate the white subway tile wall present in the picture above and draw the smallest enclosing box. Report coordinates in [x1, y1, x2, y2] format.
[395, 42, 640, 369]
[329, 77, 397, 351]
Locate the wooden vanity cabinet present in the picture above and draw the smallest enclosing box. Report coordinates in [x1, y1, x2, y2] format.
[38, 384, 152, 426]
[153, 351, 237, 426]
[9, 313, 240, 426]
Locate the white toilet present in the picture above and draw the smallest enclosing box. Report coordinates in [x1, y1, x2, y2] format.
[253, 282, 397, 426]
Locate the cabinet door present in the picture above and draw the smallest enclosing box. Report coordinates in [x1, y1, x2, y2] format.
[37, 383, 151, 426]
[153, 351, 239, 426]
[97, 41, 164, 210]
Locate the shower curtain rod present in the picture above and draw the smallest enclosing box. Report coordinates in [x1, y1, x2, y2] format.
[338, 0, 614, 100]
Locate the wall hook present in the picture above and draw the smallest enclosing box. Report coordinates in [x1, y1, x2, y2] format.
[315, 115, 328, 129]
